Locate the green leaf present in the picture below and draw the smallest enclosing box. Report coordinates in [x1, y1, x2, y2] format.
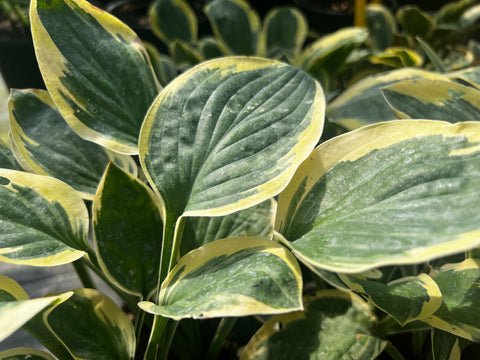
[26, 289, 135, 360]
[416, 36, 447, 73]
[0, 142, 22, 171]
[262, 7, 308, 59]
[31, 0, 160, 154]
[205, 0, 261, 55]
[340, 273, 442, 324]
[199, 37, 223, 60]
[0, 348, 57, 360]
[0, 275, 72, 344]
[8, 89, 137, 200]
[150, 0, 197, 45]
[139, 237, 302, 319]
[275, 120, 480, 273]
[0, 169, 88, 266]
[366, 4, 396, 50]
[431, 329, 466, 360]
[139, 57, 324, 219]
[182, 199, 275, 256]
[382, 79, 480, 121]
[435, 0, 477, 29]
[144, 42, 178, 86]
[369, 47, 423, 68]
[240, 290, 387, 360]
[327, 68, 447, 130]
[396, 6, 434, 38]
[460, 4, 480, 29]
[300, 27, 368, 74]
[424, 258, 480, 341]
[93, 163, 163, 298]
[447, 66, 480, 90]
[171, 40, 202, 67]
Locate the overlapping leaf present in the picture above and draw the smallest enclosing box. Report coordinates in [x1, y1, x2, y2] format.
[366, 4, 396, 50]
[447, 66, 480, 89]
[8, 89, 137, 199]
[424, 258, 480, 341]
[383, 79, 480, 121]
[31, 0, 160, 154]
[275, 120, 480, 273]
[240, 290, 387, 360]
[139, 57, 324, 219]
[93, 163, 163, 298]
[0, 170, 88, 266]
[0, 348, 56, 360]
[139, 237, 302, 320]
[0, 142, 22, 171]
[327, 68, 447, 130]
[431, 329, 466, 360]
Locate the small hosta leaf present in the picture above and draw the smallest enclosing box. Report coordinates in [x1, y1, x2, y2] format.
[367, 4, 396, 50]
[31, 0, 160, 154]
[0, 348, 57, 360]
[8, 89, 137, 200]
[0, 170, 88, 266]
[396, 6, 434, 38]
[139, 57, 324, 218]
[150, 0, 197, 45]
[240, 290, 387, 360]
[369, 47, 423, 68]
[93, 163, 163, 298]
[327, 68, 447, 130]
[340, 273, 442, 324]
[139, 237, 302, 320]
[424, 258, 480, 341]
[276, 120, 480, 273]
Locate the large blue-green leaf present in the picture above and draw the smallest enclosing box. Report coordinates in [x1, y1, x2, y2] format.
[275, 120, 480, 273]
[139, 237, 302, 319]
[8, 89, 137, 199]
[31, 0, 160, 154]
[0, 170, 88, 266]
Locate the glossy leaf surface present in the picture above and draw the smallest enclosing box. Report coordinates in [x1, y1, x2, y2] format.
[31, 0, 160, 154]
[424, 258, 480, 341]
[139, 237, 302, 320]
[0, 170, 88, 266]
[0, 348, 57, 360]
[205, 0, 261, 55]
[276, 120, 480, 273]
[241, 290, 387, 360]
[327, 68, 446, 130]
[139, 57, 324, 218]
[8, 89, 137, 199]
[150, 0, 197, 45]
[383, 79, 480, 121]
[93, 163, 163, 298]
[182, 199, 275, 256]
[340, 273, 442, 324]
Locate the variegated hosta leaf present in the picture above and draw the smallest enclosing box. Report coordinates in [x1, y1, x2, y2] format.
[144, 42, 178, 86]
[369, 47, 423, 68]
[262, 7, 307, 60]
[366, 4, 396, 50]
[181, 198, 275, 256]
[327, 68, 447, 130]
[171, 40, 203, 68]
[205, 0, 261, 55]
[8, 89, 137, 200]
[31, 0, 160, 155]
[447, 66, 480, 89]
[275, 120, 480, 273]
[93, 163, 163, 298]
[0, 142, 22, 171]
[416, 36, 447, 73]
[396, 6, 434, 38]
[431, 329, 466, 360]
[150, 0, 197, 46]
[424, 258, 480, 341]
[199, 37, 223, 60]
[0, 170, 88, 266]
[382, 79, 480, 121]
[25, 289, 135, 360]
[139, 57, 324, 219]
[0, 348, 57, 360]
[300, 27, 368, 74]
[339, 273, 442, 324]
[0, 275, 72, 343]
[240, 290, 387, 360]
[138, 237, 302, 320]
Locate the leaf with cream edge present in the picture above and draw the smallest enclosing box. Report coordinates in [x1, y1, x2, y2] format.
[431, 329, 467, 360]
[339, 273, 442, 324]
[447, 66, 480, 89]
[0, 348, 57, 360]
[93, 163, 163, 299]
[30, 0, 160, 155]
[240, 290, 387, 360]
[423, 258, 480, 341]
[382, 79, 480, 121]
[8, 89, 137, 200]
[0, 169, 88, 266]
[327, 68, 447, 130]
[0, 275, 72, 343]
[275, 120, 480, 273]
[139, 237, 302, 320]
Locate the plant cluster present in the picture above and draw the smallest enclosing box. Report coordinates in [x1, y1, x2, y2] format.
[0, 0, 480, 359]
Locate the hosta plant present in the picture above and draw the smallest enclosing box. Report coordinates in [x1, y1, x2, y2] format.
[1, 0, 480, 359]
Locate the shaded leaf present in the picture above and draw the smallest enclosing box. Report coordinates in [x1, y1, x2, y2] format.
[0, 142, 22, 171]
[367, 4, 396, 50]
[431, 329, 465, 360]
[150, 0, 197, 45]
[0, 348, 56, 360]
[396, 6, 434, 38]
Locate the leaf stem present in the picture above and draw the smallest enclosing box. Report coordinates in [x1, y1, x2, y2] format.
[72, 259, 96, 289]
[205, 317, 237, 360]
